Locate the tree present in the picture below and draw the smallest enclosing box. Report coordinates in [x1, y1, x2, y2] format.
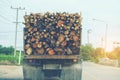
[80, 44, 95, 60]
[114, 47, 120, 58]
[108, 47, 120, 59]
[94, 47, 105, 58]
[0, 45, 14, 55]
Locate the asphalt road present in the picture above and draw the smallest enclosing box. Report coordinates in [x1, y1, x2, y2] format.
[0, 65, 23, 80]
[82, 62, 120, 80]
[0, 62, 120, 80]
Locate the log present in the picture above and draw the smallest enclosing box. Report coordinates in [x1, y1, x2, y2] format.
[26, 47, 32, 55]
[37, 42, 42, 48]
[48, 49, 55, 55]
[36, 48, 44, 55]
[57, 20, 64, 26]
[54, 47, 65, 55]
[32, 43, 37, 48]
[73, 35, 79, 42]
[58, 34, 64, 43]
[25, 44, 30, 50]
[61, 41, 67, 47]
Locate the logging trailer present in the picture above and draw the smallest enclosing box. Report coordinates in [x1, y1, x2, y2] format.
[23, 12, 82, 80]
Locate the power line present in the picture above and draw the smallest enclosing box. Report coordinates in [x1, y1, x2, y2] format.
[0, 9, 15, 21]
[0, 0, 15, 20]
[1, 0, 11, 6]
[0, 31, 22, 33]
[6, 0, 11, 4]
[11, 6, 25, 57]
[0, 14, 12, 22]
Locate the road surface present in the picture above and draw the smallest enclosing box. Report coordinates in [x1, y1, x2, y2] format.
[0, 65, 23, 80]
[0, 62, 120, 80]
[82, 62, 120, 80]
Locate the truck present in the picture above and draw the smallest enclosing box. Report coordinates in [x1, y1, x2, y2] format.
[23, 12, 82, 80]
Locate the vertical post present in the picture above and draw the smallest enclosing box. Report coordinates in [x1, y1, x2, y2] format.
[101, 37, 104, 48]
[87, 29, 91, 44]
[104, 24, 108, 57]
[11, 6, 25, 57]
[105, 24, 108, 50]
[18, 49, 22, 65]
[93, 19, 108, 52]
[14, 8, 18, 57]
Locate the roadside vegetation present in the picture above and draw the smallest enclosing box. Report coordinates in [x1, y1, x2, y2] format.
[80, 44, 120, 67]
[0, 45, 24, 65]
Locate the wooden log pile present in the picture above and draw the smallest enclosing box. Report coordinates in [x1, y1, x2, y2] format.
[23, 12, 82, 55]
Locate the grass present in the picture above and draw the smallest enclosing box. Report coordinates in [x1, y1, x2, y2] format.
[0, 52, 24, 65]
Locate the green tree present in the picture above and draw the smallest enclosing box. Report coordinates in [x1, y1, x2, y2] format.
[80, 44, 95, 61]
[91, 47, 105, 62]
[0, 45, 14, 55]
[94, 47, 105, 58]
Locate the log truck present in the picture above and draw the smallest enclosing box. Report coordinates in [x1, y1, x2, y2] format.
[23, 12, 82, 80]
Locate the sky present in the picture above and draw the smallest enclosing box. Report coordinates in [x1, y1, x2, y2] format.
[0, 0, 120, 51]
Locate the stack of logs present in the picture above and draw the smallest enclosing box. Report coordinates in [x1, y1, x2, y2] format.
[23, 12, 82, 55]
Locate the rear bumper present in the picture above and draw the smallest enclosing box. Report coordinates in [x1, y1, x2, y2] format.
[24, 55, 80, 59]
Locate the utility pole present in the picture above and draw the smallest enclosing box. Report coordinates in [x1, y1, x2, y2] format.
[87, 29, 91, 44]
[101, 37, 104, 48]
[93, 18, 108, 57]
[93, 19, 108, 50]
[11, 6, 25, 57]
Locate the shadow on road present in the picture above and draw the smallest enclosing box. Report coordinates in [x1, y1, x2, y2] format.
[0, 78, 23, 80]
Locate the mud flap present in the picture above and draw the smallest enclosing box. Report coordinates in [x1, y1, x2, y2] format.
[23, 64, 44, 80]
[60, 63, 82, 80]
